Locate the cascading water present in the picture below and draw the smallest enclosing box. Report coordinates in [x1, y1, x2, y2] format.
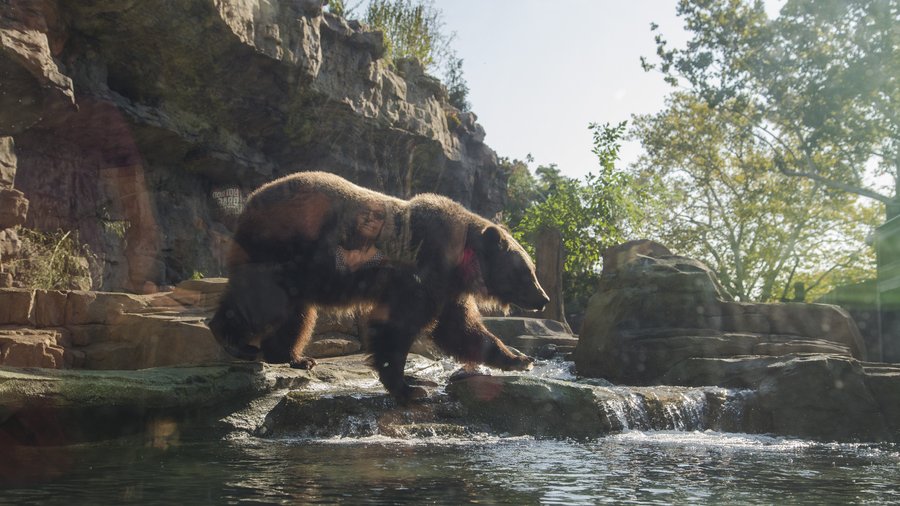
[252, 357, 761, 441]
[596, 386, 752, 433]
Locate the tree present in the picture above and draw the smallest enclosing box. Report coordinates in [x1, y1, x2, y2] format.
[363, 0, 453, 71]
[644, 0, 899, 216]
[504, 124, 633, 314]
[443, 54, 471, 111]
[630, 93, 878, 301]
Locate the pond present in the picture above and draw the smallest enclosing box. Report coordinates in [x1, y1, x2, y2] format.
[3, 430, 898, 505]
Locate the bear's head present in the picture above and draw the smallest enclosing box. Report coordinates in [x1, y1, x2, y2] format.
[470, 225, 549, 311]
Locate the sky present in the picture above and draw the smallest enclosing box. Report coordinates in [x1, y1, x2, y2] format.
[429, 1, 783, 180]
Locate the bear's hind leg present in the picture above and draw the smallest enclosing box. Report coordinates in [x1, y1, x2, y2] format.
[432, 297, 533, 371]
[211, 265, 290, 360]
[260, 304, 318, 370]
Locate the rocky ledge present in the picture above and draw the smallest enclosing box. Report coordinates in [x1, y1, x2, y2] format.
[3, 353, 899, 447]
[3, 241, 900, 446]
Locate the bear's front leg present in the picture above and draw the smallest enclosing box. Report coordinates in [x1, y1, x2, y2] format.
[432, 297, 534, 371]
[367, 320, 429, 404]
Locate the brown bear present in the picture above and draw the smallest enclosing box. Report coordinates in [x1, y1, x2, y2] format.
[209, 171, 549, 403]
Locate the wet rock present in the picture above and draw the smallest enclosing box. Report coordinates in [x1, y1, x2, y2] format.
[575, 247, 866, 383]
[663, 354, 899, 442]
[446, 374, 748, 438]
[864, 363, 900, 441]
[259, 389, 463, 439]
[0, 362, 310, 444]
[446, 375, 611, 438]
[4, 351, 900, 444]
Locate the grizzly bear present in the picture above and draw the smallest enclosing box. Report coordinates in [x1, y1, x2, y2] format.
[209, 171, 549, 403]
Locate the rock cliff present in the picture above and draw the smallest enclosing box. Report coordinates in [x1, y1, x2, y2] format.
[0, 0, 506, 291]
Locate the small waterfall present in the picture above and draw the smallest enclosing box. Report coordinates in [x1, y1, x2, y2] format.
[597, 386, 752, 433]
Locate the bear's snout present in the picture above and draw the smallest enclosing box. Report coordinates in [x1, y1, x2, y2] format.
[518, 287, 550, 312]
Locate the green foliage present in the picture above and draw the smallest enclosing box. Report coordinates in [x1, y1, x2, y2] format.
[646, 0, 900, 211]
[444, 54, 470, 111]
[361, 0, 470, 111]
[499, 157, 538, 227]
[629, 93, 878, 301]
[326, 0, 350, 16]
[364, 0, 452, 71]
[503, 124, 634, 312]
[10, 228, 98, 291]
[633, 0, 893, 299]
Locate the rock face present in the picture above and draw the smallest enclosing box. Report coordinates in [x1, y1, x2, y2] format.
[574, 243, 866, 384]
[0, 278, 376, 369]
[0, 283, 228, 369]
[1, 0, 506, 291]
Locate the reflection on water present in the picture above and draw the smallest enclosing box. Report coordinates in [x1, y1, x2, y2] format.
[2, 431, 898, 505]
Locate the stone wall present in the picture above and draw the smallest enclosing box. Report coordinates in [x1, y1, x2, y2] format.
[0, 0, 507, 291]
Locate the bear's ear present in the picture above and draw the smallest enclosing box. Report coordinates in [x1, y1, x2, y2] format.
[479, 225, 505, 261]
[466, 224, 503, 255]
[483, 225, 502, 250]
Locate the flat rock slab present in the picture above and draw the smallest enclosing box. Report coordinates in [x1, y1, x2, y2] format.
[0, 362, 310, 445]
[482, 317, 574, 341]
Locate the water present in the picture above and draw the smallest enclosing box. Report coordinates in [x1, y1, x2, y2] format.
[3, 359, 898, 504]
[2, 431, 898, 505]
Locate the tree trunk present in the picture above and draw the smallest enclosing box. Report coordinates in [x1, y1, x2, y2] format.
[534, 226, 572, 333]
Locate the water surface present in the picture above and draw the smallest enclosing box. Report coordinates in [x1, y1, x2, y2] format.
[2, 430, 898, 505]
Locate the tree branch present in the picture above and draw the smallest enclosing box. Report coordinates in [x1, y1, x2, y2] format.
[773, 156, 893, 204]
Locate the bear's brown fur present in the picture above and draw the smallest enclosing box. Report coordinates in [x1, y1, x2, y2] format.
[210, 171, 549, 403]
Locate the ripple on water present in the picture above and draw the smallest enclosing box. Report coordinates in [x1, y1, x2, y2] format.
[2, 431, 898, 505]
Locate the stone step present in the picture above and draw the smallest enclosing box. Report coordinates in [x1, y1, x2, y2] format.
[505, 335, 578, 357]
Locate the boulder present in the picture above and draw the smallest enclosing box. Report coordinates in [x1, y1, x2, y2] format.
[864, 363, 900, 441]
[446, 375, 611, 439]
[575, 247, 866, 383]
[662, 354, 898, 442]
[482, 317, 579, 358]
[0, 282, 227, 369]
[0, 137, 16, 187]
[0, 327, 78, 368]
[166, 277, 228, 308]
[0, 188, 27, 230]
[305, 333, 362, 359]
